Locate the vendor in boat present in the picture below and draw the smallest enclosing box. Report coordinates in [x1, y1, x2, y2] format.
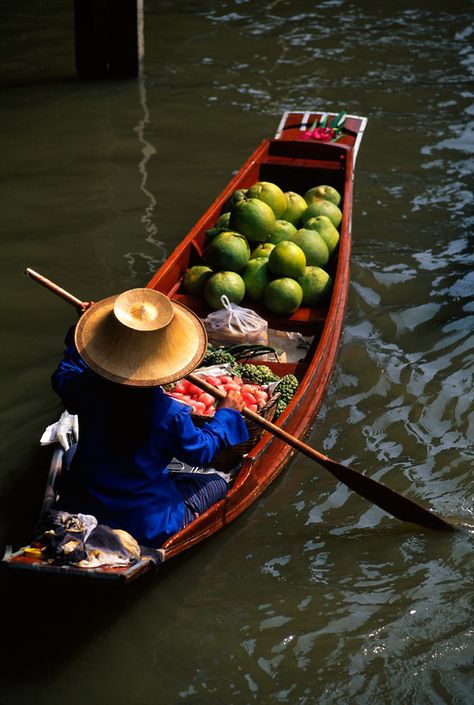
[51, 288, 249, 548]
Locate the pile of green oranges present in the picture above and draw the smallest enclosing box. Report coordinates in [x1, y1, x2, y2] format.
[182, 181, 342, 316]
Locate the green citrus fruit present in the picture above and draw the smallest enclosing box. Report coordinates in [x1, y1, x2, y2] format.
[204, 271, 245, 309]
[182, 265, 213, 295]
[289, 228, 329, 267]
[203, 231, 250, 273]
[229, 198, 276, 242]
[227, 188, 248, 209]
[297, 266, 332, 307]
[205, 211, 231, 242]
[216, 211, 231, 228]
[304, 215, 340, 255]
[247, 181, 287, 218]
[250, 242, 275, 259]
[205, 227, 220, 242]
[268, 241, 306, 278]
[242, 257, 271, 301]
[264, 278, 303, 315]
[304, 185, 341, 206]
[281, 191, 308, 225]
[268, 219, 297, 245]
[302, 198, 342, 228]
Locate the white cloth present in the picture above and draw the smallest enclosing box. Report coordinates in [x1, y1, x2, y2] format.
[40, 411, 79, 451]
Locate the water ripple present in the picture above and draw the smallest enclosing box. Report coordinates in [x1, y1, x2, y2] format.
[2, 3, 473, 705]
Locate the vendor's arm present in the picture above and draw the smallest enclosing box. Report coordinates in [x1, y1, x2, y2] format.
[169, 391, 249, 467]
[51, 326, 90, 413]
[216, 389, 246, 413]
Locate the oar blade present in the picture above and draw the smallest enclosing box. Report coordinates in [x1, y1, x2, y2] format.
[318, 455, 457, 532]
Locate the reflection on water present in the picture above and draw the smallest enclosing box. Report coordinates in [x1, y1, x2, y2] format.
[142, 520, 472, 704]
[124, 0, 168, 278]
[1, 1, 473, 704]
[125, 73, 167, 278]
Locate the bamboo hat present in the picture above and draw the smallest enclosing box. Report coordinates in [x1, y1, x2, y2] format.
[74, 288, 207, 386]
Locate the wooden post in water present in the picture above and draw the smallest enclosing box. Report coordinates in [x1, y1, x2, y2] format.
[74, 0, 143, 79]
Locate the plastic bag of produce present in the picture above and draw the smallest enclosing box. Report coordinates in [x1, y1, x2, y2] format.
[268, 329, 313, 363]
[203, 295, 268, 346]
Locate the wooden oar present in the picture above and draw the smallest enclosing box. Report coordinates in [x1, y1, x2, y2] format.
[188, 373, 457, 532]
[25, 268, 86, 311]
[25, 267, 459, 532]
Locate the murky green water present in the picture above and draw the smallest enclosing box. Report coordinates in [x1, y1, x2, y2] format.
[1, 1, 473, 703]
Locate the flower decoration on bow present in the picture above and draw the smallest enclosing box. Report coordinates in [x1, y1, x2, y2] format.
[303, 110, 346, 142]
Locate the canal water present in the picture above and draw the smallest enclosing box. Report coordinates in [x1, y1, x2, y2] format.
[0, 1, 472, 703]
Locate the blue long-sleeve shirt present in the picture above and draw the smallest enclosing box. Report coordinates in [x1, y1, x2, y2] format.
[51, 327, 249, 547]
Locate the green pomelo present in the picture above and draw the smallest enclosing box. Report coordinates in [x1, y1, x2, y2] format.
[304, 215, 340, 255]
[227, 188, 248, 209]
[304, 185, 341, 206]
[302, 198, 342, 228]
[204, 271, 245, 310]
[205, 212, 231, 242]
[247, 181, 287, 218]
[242, 257, 271, 301]
[182, 265, 213, 295]
[297, 266, 332, 307]
[250, 242, 275, 259]
[216, 211, 231, 228]
[268, 219, 297, 245]
[281, 191, 308, 225]
[264, 278, 303, 315]
[203, 231, 250, 273]
[229, 198, 276, 242]
[289, 228, 329, 268]
[268, 241, 306, 278]
[205, 226, 221, 242]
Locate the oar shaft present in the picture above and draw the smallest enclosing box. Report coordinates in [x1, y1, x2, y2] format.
[25, 268, 85, 311]
[189, 372, 327, 460]
[187, 373, 457, 532]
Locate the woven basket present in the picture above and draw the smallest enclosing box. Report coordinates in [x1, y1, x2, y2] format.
[191, 393, 279, 472]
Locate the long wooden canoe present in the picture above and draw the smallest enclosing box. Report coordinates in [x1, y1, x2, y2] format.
[2, 110, 367, 582]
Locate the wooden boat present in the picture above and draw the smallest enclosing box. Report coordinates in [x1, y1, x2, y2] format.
[1, 110, 368, 582]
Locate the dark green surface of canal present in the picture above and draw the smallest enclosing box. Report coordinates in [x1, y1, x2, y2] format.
[0, 1, 473, 703]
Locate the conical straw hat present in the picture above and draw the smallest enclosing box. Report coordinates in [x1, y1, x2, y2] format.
[74, 288, 207, 386]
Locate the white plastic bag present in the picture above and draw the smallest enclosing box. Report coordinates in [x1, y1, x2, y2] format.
[268, 329, 313, 362]
[203, 295, 268, 346]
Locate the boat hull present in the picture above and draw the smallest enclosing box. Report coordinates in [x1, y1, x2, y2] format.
[1, 110, 366, 581]
[148, 117, 361, 560]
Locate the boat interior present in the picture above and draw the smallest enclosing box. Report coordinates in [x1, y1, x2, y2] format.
[149, 137, 351, 388]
